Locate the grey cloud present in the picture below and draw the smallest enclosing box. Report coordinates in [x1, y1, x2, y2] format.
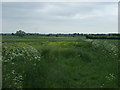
[0, 2, 2, 33]
[3, 2, 117, 20]
[2, 2, 118, 33]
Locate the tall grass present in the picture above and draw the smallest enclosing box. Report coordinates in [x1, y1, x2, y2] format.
[2, 36, 118, 88]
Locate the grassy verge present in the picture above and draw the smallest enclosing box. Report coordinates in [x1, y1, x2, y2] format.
[2, 36, 118, 88]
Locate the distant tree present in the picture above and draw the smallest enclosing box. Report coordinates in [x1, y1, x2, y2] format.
[11, 33, 14, 35]
[16, 30, 26, 36]
[73, 33, 77, 35]
[47, 34, 50, 36]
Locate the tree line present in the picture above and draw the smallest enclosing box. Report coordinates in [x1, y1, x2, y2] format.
[1, 30, 120, 38]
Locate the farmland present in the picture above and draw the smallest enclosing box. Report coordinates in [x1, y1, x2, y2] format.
[2, 35, 119, 88]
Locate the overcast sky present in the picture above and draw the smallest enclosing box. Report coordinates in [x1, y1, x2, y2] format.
[2, 2, 118, 34]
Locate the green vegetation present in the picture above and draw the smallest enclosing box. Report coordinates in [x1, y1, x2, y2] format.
[2, 35, 118, 88]
[15, 30, 26, 37]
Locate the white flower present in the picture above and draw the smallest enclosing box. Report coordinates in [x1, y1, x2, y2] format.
[12, 70, 15, 74]
[11, 62, 14, 65]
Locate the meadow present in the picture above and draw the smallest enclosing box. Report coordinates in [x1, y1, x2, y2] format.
[2, 35, 118, 88]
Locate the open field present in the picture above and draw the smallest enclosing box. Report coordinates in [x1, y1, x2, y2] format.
[2, 35, 118, 88]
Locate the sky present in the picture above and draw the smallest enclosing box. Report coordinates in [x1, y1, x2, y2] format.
[2, 2, 118, 34]
[0, 2, 1, 33]
[1, 0, 119, 2]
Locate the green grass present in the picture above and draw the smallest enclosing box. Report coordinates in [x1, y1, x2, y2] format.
[2, 35, 118, 88]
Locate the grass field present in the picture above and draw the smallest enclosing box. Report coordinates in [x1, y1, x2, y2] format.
[2, 35, 118, 88]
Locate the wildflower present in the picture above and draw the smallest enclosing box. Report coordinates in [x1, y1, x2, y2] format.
[105, 73, 116, 81]
[11, 62, 14, 65]
[12, 70, 15, 74]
